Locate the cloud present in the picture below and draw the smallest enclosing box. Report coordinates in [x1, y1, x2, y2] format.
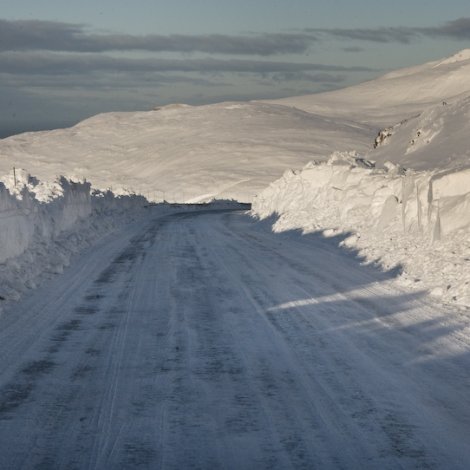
[0, 51, 376, 76]
[2, 17, 470, 60]
[0, 19, 317, 56]
[271, 72, 346, 83]
[317, 27, 417, 44]
[342, 46, 364, 53]
[307, 17, 470, 44]
[421, 17, 470, 40]
[0, 20, 83, 51]
[0, 71, 228, 91]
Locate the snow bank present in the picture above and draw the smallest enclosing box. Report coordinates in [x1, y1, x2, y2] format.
[0, 171, 92, 264]
[0, 171, 149, 305]
[252, 153, 470, 306]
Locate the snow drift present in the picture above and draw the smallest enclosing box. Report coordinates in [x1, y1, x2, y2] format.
[0, 171, 149, 304]
[252, 154, 470, 306]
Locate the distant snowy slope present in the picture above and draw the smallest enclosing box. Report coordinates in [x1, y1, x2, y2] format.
[270, 49, 470, 126]
[0, 102, 374, 202]
[369, 95, 470, 171]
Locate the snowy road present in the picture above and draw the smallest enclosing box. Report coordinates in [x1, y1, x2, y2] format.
[1, 208, 470, 469]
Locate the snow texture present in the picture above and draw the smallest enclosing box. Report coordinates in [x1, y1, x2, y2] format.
[253, 50, 470, 308]
[369, 95, 470, 171]
[0, 102, 374, 203]
[271, 49, 470, 130]
[252, 153, 470, 307]
[2, 209, 470, 468]
[0, 171, 150, 306]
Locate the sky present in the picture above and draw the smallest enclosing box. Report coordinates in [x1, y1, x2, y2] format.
[1, 0, 470, 137]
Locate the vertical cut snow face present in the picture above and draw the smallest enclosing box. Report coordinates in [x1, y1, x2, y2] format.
[0, 172, 91, 264]
[0, 171, 149, 305]
[252, 154, 470, 307]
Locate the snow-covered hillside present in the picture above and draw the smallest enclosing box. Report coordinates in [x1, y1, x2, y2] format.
[0, 102, 373, 203]
[369, 95, 470, 171]
[1, 50, 470, 201]
[271, 49, 470, 128]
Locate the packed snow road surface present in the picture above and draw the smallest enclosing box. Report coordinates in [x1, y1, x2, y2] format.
[0, 208, 469, 469]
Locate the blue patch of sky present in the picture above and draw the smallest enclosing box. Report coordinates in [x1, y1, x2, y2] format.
[3, 0, 470, 33]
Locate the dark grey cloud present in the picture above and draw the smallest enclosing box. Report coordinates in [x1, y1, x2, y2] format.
[2, 17, 469, 59]
[421, 17, 470, 40]
[342, 46, 364, 53]
[307, 17, 470, 44]
[271, 72, 346, 83]
[316, 27, 417, 44]
[0, 71, 229, 92]
[0, 20, 83, 51]
[0, 19, 317, 56]
[0, 51, 376, 76]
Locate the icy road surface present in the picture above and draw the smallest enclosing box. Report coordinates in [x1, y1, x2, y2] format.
[0, 208, 469, 469]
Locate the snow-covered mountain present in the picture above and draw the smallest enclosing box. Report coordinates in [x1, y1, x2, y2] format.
[271, 49, 470, 127]
[1, 50, 470, 201]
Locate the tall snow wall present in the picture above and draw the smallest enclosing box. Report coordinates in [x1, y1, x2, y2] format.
[0, 176, 92, 263]
[252, 155, 470, 305]
[0, 171, 149, 303]
[253, 160, 470, 240]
